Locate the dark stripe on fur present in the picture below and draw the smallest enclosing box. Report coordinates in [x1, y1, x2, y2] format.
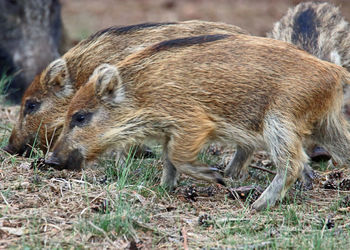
[292, 8, 319, 53]
[150, 34, 232, 53]
[84, 22, 177, 43]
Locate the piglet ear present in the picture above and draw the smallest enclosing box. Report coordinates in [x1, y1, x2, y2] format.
[93, 64, 124, 104]
[41, 58, 72, 98]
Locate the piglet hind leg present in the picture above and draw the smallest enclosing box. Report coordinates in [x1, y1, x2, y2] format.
[252, 159, 304, 211]
[224, 146, 254, 180]
[252, 116, 306, 211]
[300, 163, 315, 189]
[160, 147, 179, 190]
[169, 161, 225, 186]
[165, 125, 225, 186]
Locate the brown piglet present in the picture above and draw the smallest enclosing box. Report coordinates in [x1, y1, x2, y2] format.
[268, 1, 350, 161]
[47, 34, 350, 210]
[3, 21, 247, 166]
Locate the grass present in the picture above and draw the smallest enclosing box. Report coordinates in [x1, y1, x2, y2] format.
[0, 70, 14, 104]
[0, 125, 10, 148]
[77, 191, 149, 240]
[1, 109, 350, 248]
[0, 71, 14, 150]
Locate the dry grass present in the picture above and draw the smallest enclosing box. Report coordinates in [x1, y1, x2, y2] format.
[1, 107, 350, 249]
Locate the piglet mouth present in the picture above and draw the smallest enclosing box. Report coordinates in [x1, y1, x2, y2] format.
[2, 143, 32, 157]
[45, 149, 84, 171]
[22, 145, 34, 157]
[44, 154, 64, 170]
[2, 144, 16, 155]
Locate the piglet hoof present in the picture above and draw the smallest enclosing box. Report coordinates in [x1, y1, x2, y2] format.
[216, 177, 226, 186]
[300, 164, 315, 190]
[160, 179, 178, 192]
[251, 194, 277, 211]
[251, 199, 268, 211]
[208, 167, 226, 186]
[235, 170, 248, 182]
[161, 184, 177, 192]
[224, 168, 249, 182]
[310, 146, 331, 162]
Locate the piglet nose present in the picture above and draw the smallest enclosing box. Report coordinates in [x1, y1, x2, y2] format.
[310, 146, 331, 162]
[44, 154, 62, 167]
[2, 144, 15, 155]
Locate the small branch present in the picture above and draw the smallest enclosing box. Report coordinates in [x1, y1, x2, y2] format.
[182, 227, 188, 250]
[249, 164, 276, 175]
[1, 191, 11, 209]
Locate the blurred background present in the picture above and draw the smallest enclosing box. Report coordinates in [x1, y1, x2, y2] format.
[61, 0, 350, 40]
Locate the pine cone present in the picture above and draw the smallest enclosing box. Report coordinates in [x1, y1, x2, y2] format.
[184, 186, 198, 201]
[339, 179, 350, 191]
[328, 170, 343, 180]
[323, 180, 337, 190]
[198, 214, 212, 227]
[341, 195, 350, 208]
[31, 157, 47, 170]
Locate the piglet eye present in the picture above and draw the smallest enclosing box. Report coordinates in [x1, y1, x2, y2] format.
[28, 103, 36, 109]
[76, 114, 85, 123]
[70, 111, 93, 128]
[24, 100, 41, 116]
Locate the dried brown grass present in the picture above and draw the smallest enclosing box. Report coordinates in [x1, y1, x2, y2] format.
[1, 108, 350, 248]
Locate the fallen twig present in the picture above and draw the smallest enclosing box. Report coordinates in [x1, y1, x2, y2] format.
[182, 227, 188, 250]
[0, 191, 11, 208]
[249, 164, 276, 175]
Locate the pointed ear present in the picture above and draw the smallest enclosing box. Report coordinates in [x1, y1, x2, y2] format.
[93, 64, 124, 104]
[41, 58, 72, 97]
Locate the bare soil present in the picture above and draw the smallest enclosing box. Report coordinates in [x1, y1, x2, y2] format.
[1, 105, 350, 248]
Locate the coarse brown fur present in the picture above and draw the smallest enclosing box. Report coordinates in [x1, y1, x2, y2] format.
[48, 34, 350, 210]
[4, 20, 248, 158]
[268, 1, 350, 118]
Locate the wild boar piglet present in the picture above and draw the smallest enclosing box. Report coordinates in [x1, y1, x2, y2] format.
[3, 20, 247, 160]
[47, 34, 350, 210]
[268, 1, 350, 162]
[268, 1, 350, 117]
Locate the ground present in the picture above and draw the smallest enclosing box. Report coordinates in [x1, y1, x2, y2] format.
[1, 105, 350, 248]
[2, 0, 350, 249]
